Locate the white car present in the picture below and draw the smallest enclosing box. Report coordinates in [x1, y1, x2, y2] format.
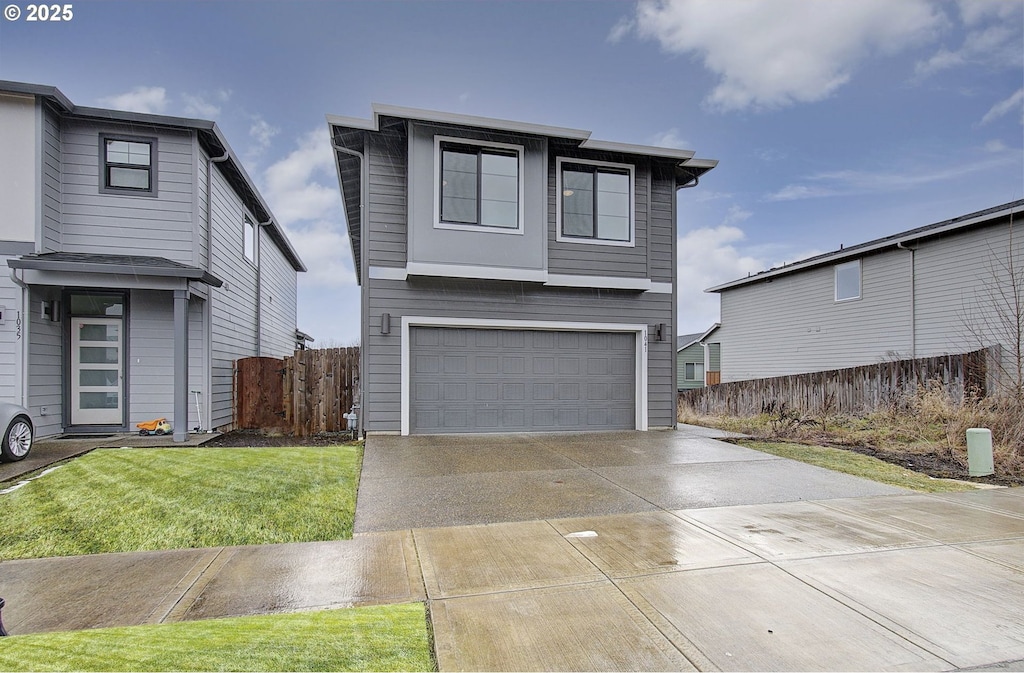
[0, 402, 33, 462]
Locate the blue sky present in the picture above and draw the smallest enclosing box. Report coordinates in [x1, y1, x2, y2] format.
[1, 0, 1021, 344]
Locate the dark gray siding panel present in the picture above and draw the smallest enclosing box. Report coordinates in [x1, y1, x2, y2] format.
[364, 277, 675, 432]
[547, 144, 650, 279]
[41, 106, 62, 252]
[648, 164, 676, 283]
[367, 127, 408, 267]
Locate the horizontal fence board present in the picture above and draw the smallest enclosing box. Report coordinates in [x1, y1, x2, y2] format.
[679, 347, 998, 417]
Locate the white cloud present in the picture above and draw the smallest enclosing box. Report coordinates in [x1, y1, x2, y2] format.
[980, 88, 1024, 126]
[98, 86, 168, 114]
[249, 117, 280, 155]
[182, 93, 221, 118]
[626, 0, 944, 111]
[766, 155, 1019, 201]
[677, 216, 822, 333]
[984, 139, 1008, 153]
[262, 128, 353, 289]
[647, 128, 689, 149]
[916, 1, 1023, 77]
[607, 16, 634, 44]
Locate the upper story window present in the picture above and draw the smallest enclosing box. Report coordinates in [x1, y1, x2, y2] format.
[556, 157, 634, 246]
[244, 219, 257, 264]
[835, 260, 861, 301]
[435, 137, 523, 233]
[100, 135, 157, 196]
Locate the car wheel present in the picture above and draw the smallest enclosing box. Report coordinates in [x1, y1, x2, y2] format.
[1, 415, 33, 462]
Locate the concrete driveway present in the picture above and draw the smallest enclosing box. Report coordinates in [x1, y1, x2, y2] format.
[356, 427, 1024, 671]
[3, 426, 1022, 671]
[355, 425, 905, 532]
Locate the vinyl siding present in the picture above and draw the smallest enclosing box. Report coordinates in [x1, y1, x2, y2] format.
[258, 225, 298, 357]
[208, 161, 259, 429]
[28, 286, 62, 438]
[0, 257, 22, 404]
[41, 105, 62, 252]
[914, 223, 1022, 358]
[677, 342, 705, 390]
[716, 251, 914, 382]
[547, 144, 650, 279]
[127, 289, 205, 430]
[60, 120, 195, 263]
[367, 128, 408, 267]
[707, 342, 721, 371]
[648, 164, 676, 283]
[364, 277, 675, 432]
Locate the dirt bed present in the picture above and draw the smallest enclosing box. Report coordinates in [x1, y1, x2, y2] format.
[202, 429, 358, 447]
[827, 442, 1021, 487]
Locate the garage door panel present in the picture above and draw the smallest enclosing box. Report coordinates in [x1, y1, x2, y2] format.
[410, 327, 635, 434]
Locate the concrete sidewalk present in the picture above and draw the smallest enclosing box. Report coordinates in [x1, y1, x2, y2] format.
[1, 429, 1023, 671]
[1, 489, 1022, 670]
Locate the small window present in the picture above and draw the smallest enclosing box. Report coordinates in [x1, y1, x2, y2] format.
[244, 219, 257, 263]
[835, 260, 861, 301]
[100, 136, 156, 195]
[684, 362, 704, 381]
[439, 141, 520, 230]
[557, 158, 634, 245]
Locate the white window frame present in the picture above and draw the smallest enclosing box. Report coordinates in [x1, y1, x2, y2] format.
[556, 156, 635, 248]
[244, 218, 257, 265]
[433, 135, 525, 236]
[834, 259, 861, 302]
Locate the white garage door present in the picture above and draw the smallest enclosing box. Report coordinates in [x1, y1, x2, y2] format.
[409, 327, 636, 434]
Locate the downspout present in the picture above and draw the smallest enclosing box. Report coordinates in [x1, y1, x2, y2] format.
[897, 241, 916, 361]
[332, 138, 366, 437]
[256, 219, 273, 357]
[206, 149, 230, 429]
[10, 269, 30, 409]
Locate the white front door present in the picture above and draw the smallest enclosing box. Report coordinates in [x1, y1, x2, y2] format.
[71, 318, 124, 425]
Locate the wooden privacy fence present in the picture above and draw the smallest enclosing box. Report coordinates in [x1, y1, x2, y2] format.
[235, 347, 360, 436]
[679, 346, 998, 417]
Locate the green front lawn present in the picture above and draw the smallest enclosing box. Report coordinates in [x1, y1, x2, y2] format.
[0, 603, 434, 672]
[740, 440, 976, 493]
[0, 445, 361, 560]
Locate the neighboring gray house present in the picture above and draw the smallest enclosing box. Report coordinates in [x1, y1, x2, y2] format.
[707, 201, 1024, 384]
[0, 81, 305, 441]
[676, 323, 720, 390]
[328, 105, 716, 435]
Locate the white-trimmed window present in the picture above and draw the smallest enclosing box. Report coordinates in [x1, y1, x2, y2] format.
[684, 362, 704, 381]
[557, 157, 634, 246]
[435, 137, 523, 233]
[100, 135, 157, 195]
[835, 260, 861, 301]
[244, 219, 257, 264]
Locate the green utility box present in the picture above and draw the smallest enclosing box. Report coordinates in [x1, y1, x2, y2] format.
[966, 428, 994, 477]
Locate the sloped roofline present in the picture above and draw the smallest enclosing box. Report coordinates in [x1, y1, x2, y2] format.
[327, 104, 719, 282]
[707, 200, 1024, 293]
[677, 323, 721, 351]
[0, 80, 306, 272]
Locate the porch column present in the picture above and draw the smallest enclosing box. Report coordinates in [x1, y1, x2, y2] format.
[173, 289, 190, 442]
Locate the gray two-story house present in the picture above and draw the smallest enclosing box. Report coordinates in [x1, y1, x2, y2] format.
[328, 105, 716, 435]
[707, 200, 1024, 385]
[0, 81, 305, 441]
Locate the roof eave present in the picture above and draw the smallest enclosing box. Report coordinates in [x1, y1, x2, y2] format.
[707, 201, 1024, 293]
